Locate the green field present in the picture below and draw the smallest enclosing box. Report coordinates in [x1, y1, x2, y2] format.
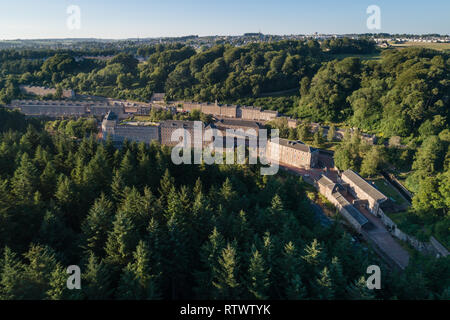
[368, 177, 409, 207]
[390, 41, 450, 52]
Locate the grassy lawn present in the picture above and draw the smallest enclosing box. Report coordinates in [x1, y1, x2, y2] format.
[368, 177, 409, 207]
[387, 210, 409, 226]
[390, 42, 450, 52]
[131, 115, 152, 121]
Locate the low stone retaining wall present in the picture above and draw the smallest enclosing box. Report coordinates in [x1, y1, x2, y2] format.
[378, 209, 448, 258]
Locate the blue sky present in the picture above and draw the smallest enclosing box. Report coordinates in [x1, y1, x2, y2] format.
[0, 0, 448, 39]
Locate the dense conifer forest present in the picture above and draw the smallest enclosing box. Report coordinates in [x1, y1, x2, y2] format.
[0, 109, 448, 300]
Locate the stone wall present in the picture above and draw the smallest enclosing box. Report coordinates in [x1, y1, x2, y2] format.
[378, 208, 448, 258]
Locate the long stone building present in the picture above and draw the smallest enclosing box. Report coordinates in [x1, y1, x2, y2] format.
[175, 101, 278, 122]
[160, 120, 207, 148]
[8, 100, 126, 118]
[317, 174, 369, 232]
[101, 111, 159, 144]
[6, 99, 160, 119]
[101, 112, 215, 149]
[341, 169, 388, 216]
[266, 138, 319, 169]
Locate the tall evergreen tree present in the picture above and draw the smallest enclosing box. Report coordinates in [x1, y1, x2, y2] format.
[0, 247, 25, 300]
[315, 266, 335, 300]
[116, 241, 160, 300]
[81, 194, 115, 257]
[195, 228, 225, 299]
[81, 253, 114, 300]
[212, 242, 241, 300]
[247, 250, 270, 300]
[105, 211, 138, 267]
[11, 153, 38, 203]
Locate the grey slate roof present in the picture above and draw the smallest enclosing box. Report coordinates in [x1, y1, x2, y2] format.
[318, 175, 334, 187]
[333, 192, 369, 227]
[275, 138, 317, 153]
[215, 119, 261, 129]
[342, 170, 387, 202]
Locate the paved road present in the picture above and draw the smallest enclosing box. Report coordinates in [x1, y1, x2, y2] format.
[359, 207, 410, 269]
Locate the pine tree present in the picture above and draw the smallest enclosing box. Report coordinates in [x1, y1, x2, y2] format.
[0, 247, 25, 300]
[33, 145, 50, 171]
[247, 250, 270, 300]
[82, 253, 114, 300]
[119, 187, 152, 232]
[83, 145, 112, 196]
[268, 194, 285, 231]
[346, 276, 375, 300]
[315, 266, 335, 300]
[11, 153, 38, 203]
[54, 174, 76, 209]
[21, 245, 61, 300]
[105, 211, 138, 266]
[81, 194, 114, 257]
[116, 241, 160, 300]
[145, 218, 165, 283]
[119, 149, 136, 186]
[71, 155, 86, 186]
[111, 169, 126, 204]
[281, 242, 307, 299]
[38, 210, 75, 254]
[301, 239, 325, 280]
[39, 161, 57, 199]
[165, 186, 190, 299]
[329, 256, 346, 299]
[0, 179, 11, 248]
[195, 228, 225, 299]
[302, 239, 324, 268]
[193, 177, 203, 195]
[46, 264, 72, 300]
[220, 178, 237, 206]
[158, 169, 174, 205]
[212, 242, 241, 300]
